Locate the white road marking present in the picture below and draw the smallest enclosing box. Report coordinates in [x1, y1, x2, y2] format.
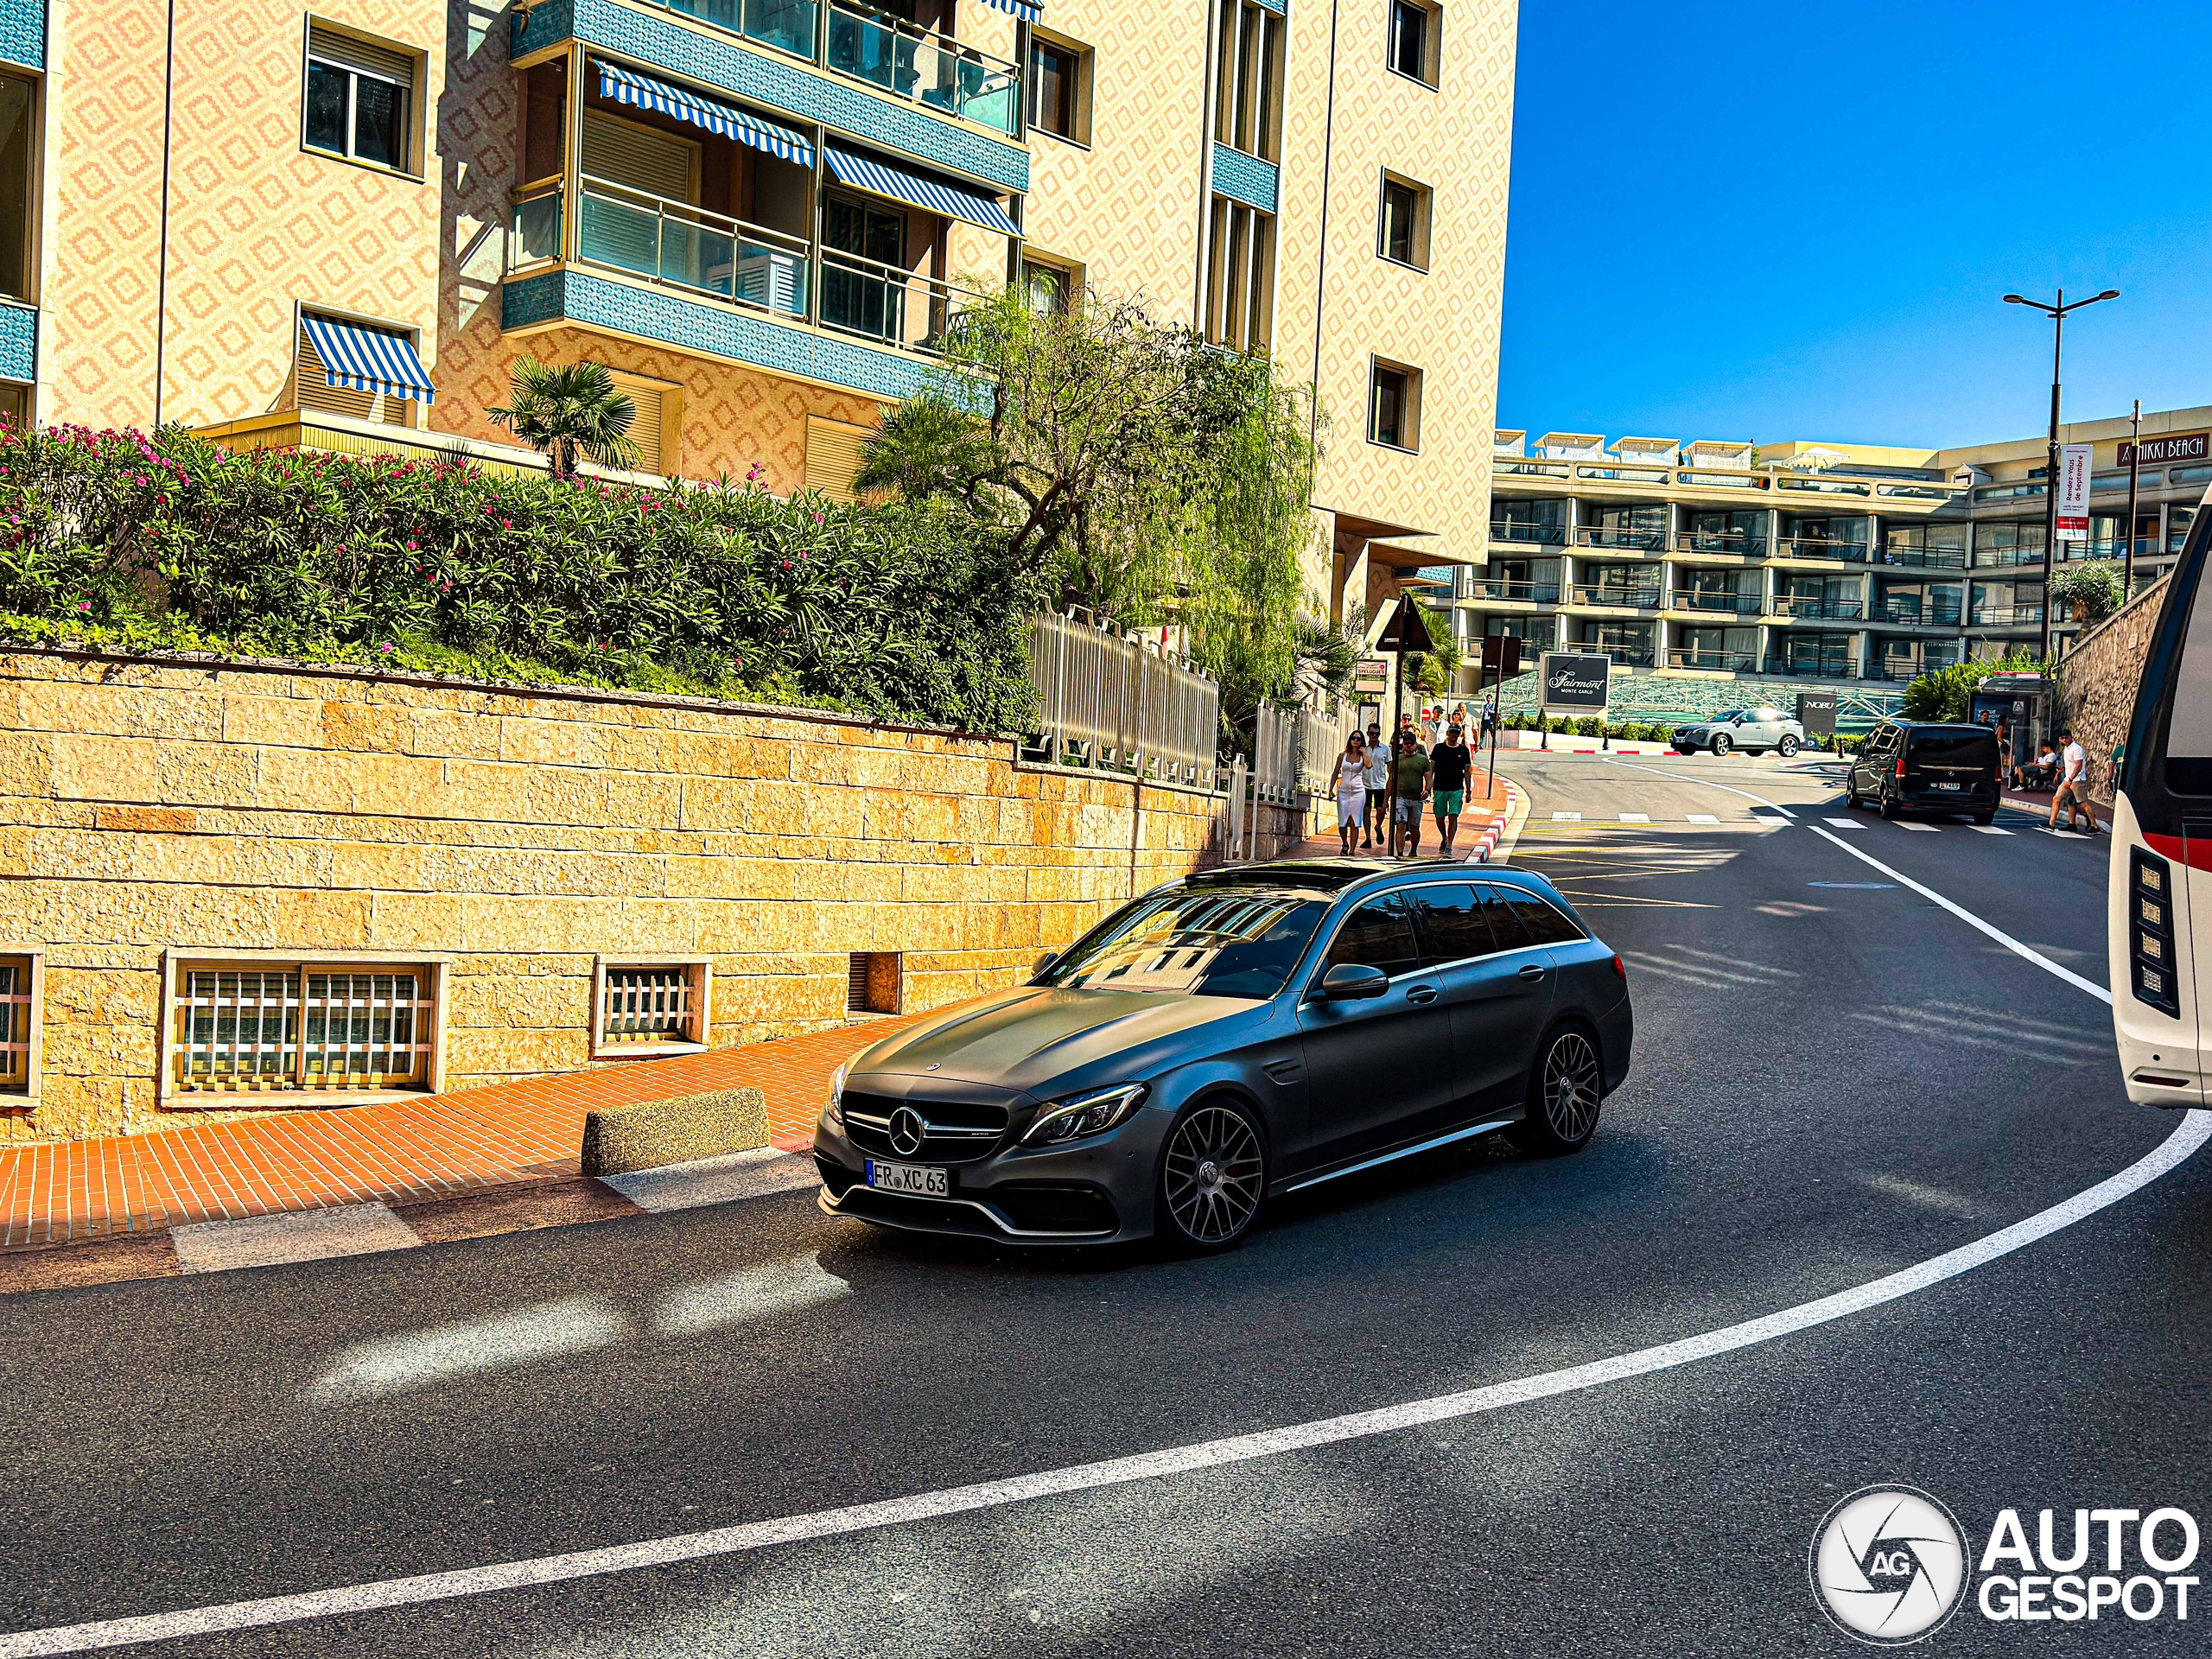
[169, 1205, 420, 1275]
[4, 764, 2167, 1656]
[1551, 811, 1581, 822]
[603, 1148, 819, 1213]
[1806, 824, 2112, 1004]
[1618, 812, 1651, 823]
[1686, 814, 1719, 824]
[16, 1109, 2202, 1657]
[1894, 823, 1941, 833]
[1972, 826, 2014, 836]
[1821, 817, 1864, 830]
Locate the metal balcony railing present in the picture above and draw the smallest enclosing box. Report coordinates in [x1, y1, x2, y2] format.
[1670, 590, 1760, 615]
[1572, 524, 1668, 551]
[1764, 657, 1859, 680]
[1973, 546, 2047, 569]
[1769, 595, 1864, 620]
[1876, 544, 1968, 570]
[1585, 645, 1656, 667]
[1488, 521, 1568, 545]
[1467, 580, 1560, 603]
[828, 0, 1020, 132]
[1969, 606, 2044, 626]
[1775, 537, 1869, 563]
[1873, 603, 1963, 627]
[1671, 530, 1765, 556]
[1666, 648, 1758, 672]
[1569, 583, 1661, 609]
[820, 245, 988, 353]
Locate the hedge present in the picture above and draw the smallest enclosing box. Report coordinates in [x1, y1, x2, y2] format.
[0, 423, 1040, 732]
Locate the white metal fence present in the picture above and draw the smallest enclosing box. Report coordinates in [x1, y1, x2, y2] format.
[1027, 609, 1221, 789]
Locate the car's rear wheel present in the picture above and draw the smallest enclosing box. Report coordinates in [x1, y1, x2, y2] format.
[1974, 810, 1995, 826]
[1779, 735, 1801, 758]
[1879, 789, 1902, 821]
[1709, 733, 1732, 756]
[1510, 1026, 1605, 1155]
[1158, 1100, 1267, 1251]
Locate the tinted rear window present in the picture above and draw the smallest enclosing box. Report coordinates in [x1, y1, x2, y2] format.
[1907, 729, 1998, 762]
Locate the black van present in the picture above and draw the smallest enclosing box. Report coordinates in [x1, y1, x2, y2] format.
[1845, 721, 2003, 823]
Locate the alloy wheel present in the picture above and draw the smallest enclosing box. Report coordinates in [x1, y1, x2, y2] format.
[1541, 1032, 1602, 1142]
[1162, 1105, 1265, 1245]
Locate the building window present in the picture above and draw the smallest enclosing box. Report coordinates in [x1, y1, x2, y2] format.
[848, 951, 902, 1015]
[1212, 0, 1286, 162]
[0, 382, 27, 431]
[1028, 33, 1091, 144]
[303, 22, 419, 173]
[1022, 257, 1076, 315]
[0, 951, 39, 1102]
[295, 313, 421, 427]
[169, 960, 439, 1096]
[594, 958, 710, 1057]
[606, 368, 677, 478]
[0, 73, 33, 303]
[1388, 0, 1440, 87]
[1377, 174, 1430, 270]
[1205, 197, 1276, 353]
[1369, 359, 1422, 452]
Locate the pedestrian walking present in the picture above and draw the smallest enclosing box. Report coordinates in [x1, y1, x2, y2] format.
[1362, 722, 1389, 849]
[1334, 733, 1370, 855]
[2047, 728, 2100, 835]
[1389, 730, 1432, 857]
[1996, 720, 2013, 793]
[1430, 721, 1473, 857]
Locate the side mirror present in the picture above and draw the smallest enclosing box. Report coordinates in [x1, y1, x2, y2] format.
[1031, 951, 1058, 981]
[1314, 963, 1389, 1001]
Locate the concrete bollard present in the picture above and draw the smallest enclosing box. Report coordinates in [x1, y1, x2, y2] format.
[581, 1087, 772, 1177]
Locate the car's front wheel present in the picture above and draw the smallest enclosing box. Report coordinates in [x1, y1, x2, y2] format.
[1510, 1025, 1605, 1155]
[1778, 735, 1801, 758]
[1709, 733, 1732, 756]
[1157, 1100, 1268, 1251]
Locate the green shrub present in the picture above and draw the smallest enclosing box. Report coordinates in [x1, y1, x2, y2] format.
[0, 424, 1040, 732]
[1900, 651, 2041, 723]
[2049, 559, 2125, 626]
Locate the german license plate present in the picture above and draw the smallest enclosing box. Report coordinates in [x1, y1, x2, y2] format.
[1931, 781, 1962, 791]
[866, 1160, 950, 1198]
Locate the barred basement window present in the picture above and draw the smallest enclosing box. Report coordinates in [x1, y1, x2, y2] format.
[593, 958, 709, 1058]
[0, 953, 38, 1099]
[172, 963, 435, 1094]
[848, 951, 902, 1016]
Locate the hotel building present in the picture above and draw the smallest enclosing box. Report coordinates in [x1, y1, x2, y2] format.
[1468, 405, 2208, 711]
[0, 0, 1516, 624]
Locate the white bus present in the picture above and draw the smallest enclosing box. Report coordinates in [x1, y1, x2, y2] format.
[2111, 494, 2212, 1107]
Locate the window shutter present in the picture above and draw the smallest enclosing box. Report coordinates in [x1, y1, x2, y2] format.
[805, 416, 881, 504]
[623, 383, 664, 475]
[306, 22, 416, 85]
[582, 112, 697, 203]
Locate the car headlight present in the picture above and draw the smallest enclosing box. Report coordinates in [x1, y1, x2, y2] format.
[1022, 1083, 1148, 1147]
[826, 1061, 850, 1130]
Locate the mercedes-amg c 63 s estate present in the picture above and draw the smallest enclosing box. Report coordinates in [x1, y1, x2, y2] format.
[815, 859, 1634, 1252]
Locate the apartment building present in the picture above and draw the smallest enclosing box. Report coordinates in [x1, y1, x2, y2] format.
[1471, 404, 2208, 696]
[0, 0, 1515, 624]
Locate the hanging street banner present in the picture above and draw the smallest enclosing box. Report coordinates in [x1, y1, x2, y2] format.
[2056, 442, 2094, 541]
[1540, 652, 1611, 715]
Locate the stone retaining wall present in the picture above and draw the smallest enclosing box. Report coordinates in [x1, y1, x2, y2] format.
[2056, 575, 2171, 804]
[0, 652, 1256, 1142]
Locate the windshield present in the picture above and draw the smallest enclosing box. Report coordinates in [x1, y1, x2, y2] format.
[1042, 889, 1330, 1000]
[1713, 709, 1742, 721]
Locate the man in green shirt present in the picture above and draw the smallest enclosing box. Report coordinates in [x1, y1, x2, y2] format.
[1389, 731, 1432, 858]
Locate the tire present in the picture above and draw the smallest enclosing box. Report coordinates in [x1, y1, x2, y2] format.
[1878, 789, 1902, 822]
[1510, 1026, 1605, 1155]
[1846, 775, 1861, 808]
[1156, 1099, 1268, 1252]
[1709, 733, 1732, 756]
[1778, 735, 1801, 758]
[1974, 810, 1995, 827]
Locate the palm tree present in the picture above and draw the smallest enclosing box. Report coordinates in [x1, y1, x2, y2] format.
[487, 358, 641, 480]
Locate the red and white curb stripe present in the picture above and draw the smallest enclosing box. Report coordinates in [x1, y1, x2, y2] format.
[1473, 779, 1525, 863]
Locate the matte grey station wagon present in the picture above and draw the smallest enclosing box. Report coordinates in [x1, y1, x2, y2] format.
[815, 860, 1635, 1252]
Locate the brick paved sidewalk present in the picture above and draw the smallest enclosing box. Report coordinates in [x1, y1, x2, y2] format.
[0, 1015, 926, 1250]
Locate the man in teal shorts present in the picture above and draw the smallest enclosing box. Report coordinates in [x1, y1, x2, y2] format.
[1429, 720, 1474, 858]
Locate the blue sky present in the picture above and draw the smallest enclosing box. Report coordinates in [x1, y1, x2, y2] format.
[1498, 2, 2212, 451]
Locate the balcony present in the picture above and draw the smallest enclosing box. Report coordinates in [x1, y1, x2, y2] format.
[1585, 645, 1655, 667]
[1973, 546, 2047, 570]
[1875, 545, 1967, 571]
[827, 0, 1020, 133]
[1872, 602, 1962, 629]
[1488, 521, 1568, 546]
[655, 0, 817, 58]
[1572, 525, 1667, 552]
[1669, 591, 1761, 616]
[1969, 606, 2044, 627]
[1764, 657, 1860, 680]
[1466, 580, 1560, 604]
[1773, 537, 1868, 563]
[1770, 595, 1863, 621]
[1568, 583, 1662, 611]
[1666, 648, 1757, 673]
[1670, 530, 1765, 559]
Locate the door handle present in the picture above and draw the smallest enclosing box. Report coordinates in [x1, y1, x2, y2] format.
[1517, 964, 1547, 981]
[1406, 984, 1440, 1006]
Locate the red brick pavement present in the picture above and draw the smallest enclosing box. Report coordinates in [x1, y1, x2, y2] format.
[0, 1015, 930, 1249]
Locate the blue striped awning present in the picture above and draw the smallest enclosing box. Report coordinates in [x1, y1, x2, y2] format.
[822, 146, 1020, 238]
[595, 60, 814, 167]
[299, 314, 435, 404]
[976, 0, 1042, 16]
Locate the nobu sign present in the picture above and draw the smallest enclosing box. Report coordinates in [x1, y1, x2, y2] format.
[1540, 652, 1611, 714]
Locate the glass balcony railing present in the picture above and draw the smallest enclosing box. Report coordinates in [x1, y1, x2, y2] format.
[656, 0, 818, 59]
[572, 180, 810, 319]
[1770, 595, 1863, 620]
[1569, 583, 1661, 609]
[1488, 521, 1568, 545]
[1671, 530, 1765, 556]
[1671, 590, 1760, 615]
[1775, 537, 1868, 562]
[1874, 602, 1962, 627]
[1969, 606, 2044, 626]
[820, 245, 986, 353]
[1877, 544, 1968, 570]
[1666, 648, 1758, 672]
[1585, 645, 1656, 667]
[828, 0, 1020, 132]
[1467, 580, 1560, 603]
[1764, 657, 1859, 680]
[1973, 546, 2047, 569]
[1572, 524, 1667, 551]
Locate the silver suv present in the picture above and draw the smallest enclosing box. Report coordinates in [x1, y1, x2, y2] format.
[1671, 705, 1805, 757]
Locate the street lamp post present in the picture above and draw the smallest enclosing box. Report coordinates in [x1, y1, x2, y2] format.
[2124, 398, 2142, 600]
[2002, 288, 2120, 664]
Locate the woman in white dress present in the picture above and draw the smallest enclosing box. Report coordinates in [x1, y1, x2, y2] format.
[1334, 733, 1370, 855]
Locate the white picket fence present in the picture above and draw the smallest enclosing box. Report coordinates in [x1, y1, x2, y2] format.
[1027, 609, 1221, 790]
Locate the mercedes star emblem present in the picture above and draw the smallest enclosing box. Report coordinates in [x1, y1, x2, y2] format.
[888, 1107, 927, 1157]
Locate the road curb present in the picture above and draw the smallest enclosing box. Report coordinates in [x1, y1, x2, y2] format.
[1479, 778, 1529, 863]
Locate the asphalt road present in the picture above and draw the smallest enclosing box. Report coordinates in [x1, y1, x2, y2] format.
[3, 751, 2204, 1656]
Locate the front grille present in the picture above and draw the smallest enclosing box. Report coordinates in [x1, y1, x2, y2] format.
[840, 1090, 1011, 1165]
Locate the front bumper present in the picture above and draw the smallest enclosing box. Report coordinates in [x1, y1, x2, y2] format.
[813, 1110, 1167, 1245]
